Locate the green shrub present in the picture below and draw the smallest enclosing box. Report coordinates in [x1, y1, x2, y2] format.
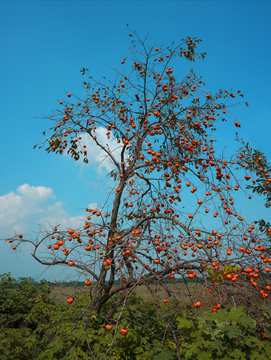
[0, 274, 270, 359]
[176, 306, 271, 359]
[0, 273, 55, 359]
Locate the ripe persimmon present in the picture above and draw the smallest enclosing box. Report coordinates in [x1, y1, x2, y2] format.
[8, 32, 271, 341]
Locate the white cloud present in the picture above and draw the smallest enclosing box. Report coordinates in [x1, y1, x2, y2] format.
[69, 126, 126, 178]
[0, 129, 131, 240]
[0, 184, 55, 229]
[0, 184, 86, 238]
[16, 184, 54, 199]
[38, 213, 85, 232]
[87, 202, 98, 210]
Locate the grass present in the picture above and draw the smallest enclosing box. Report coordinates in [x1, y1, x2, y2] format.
[47, 280, 270, 316]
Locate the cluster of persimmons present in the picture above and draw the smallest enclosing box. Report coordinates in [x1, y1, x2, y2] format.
[5, 31, 270, 338]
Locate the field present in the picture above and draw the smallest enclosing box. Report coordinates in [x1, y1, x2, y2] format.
[48, 281, 269, 316]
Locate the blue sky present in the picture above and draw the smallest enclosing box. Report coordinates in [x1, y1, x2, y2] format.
[1, 1, 271, 282]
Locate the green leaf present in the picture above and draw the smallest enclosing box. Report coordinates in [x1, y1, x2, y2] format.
[134, 346, 144, 354]
[198, 352, 213, 360]
[250, 350, 270, 360]
[178, 318, 192, 329]
[224, 263, 232, 273]
[229, 349, 246, 359]
[154, 351, 175, 360]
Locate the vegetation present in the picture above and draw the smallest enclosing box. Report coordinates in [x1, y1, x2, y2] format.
[0, 274, 270, 359]
[2, 28, 271, 358]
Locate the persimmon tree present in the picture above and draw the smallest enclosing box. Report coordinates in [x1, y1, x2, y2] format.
[4, 29, 271, 356]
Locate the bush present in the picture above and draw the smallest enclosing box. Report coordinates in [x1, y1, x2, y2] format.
[0, 273, 54, 359]
[176, 306, 271, 359]
[0, 274, 270, 359]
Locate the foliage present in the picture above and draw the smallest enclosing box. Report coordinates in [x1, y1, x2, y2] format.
[0, 274, 271, 359]
[0, 273, 54, 359]
[0, 272, 52, 329]
[176, 306, 271, 359]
